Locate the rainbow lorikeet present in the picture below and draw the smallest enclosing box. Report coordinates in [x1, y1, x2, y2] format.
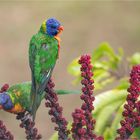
[0, 82, 35, 114]
[29, 18, 63, 121]
[0, 83, 68, 114]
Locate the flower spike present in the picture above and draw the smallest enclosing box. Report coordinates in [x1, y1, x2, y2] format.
[116, 65, 140, 140]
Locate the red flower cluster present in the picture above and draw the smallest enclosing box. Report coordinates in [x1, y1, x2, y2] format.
[116, 65, 140, 140]
[16, 112, 42, 140]
[0, 84, 9, 93]
[71, 54, 103, 140]
[45, 79, 69, 140]
[0, 120, 14, 140]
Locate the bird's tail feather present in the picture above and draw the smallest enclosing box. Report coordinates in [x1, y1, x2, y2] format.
[31, 93, 42, 121]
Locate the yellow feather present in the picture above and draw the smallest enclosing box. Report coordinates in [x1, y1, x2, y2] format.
[9, 90, 16, 102]
[7, 103, 24, 113]
[42, 20, 47, 33]
[16, 91, 21, 96]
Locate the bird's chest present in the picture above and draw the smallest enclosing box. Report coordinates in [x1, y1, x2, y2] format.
[6, 104, 25, 114]
[37, 36, 58, 53]
[39, 42, 58, 59]
[38, 41, 58, 68]
[41, 42, 56, 53]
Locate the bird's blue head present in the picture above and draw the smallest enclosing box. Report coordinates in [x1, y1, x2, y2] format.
[0, 92, 13, 110]
[41, 18, 64, 37]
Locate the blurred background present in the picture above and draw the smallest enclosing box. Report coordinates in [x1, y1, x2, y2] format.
[0, 1, 140, 139]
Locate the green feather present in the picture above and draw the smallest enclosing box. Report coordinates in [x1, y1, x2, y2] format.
[7, 82, 31, 111]
[29, 29, 59, 120]
[7, 82, 46, 111]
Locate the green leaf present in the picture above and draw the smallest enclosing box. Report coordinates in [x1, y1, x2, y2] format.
[67, 42, 124, 90]
[67, 57, 80, 76]
[109, 106, 124, 138]
[134, 127, 140, 139]
[92, 90, 127, 138]
[94, 69, 109, 79]
[116, 78, 130, 90]
[103, 127, 114, 140]
[93, 90, 127, 116]
[92, 90, 127, 136]
[91, 42, 123, 70]
[55, 90, 81, 95]
[128, 52, 140, 65]
[93, 69, 111, 90]
[95, 100, 124, 135]
[94, 61, 108, 70]
[91, 42, 116, 62]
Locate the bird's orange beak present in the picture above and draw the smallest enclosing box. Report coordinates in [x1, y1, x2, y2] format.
[58, 26, 64, 32]
[57, 26, 64, 35]
[55, 26, 64, 42]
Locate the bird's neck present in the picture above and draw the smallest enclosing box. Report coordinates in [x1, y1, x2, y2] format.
[39, 27, 54, 39]
[39, 28, 60, 58]
[39, 26, 61, 46]
[39, 26, 46, 34]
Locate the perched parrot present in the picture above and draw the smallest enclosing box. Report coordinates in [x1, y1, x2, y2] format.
[0, 82, 35, 114]
[0, 83, 69, 114]
[29, 18, 63, 121]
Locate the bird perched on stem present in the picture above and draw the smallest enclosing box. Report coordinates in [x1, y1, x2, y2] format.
[0, 82, 73, 114]
[29, 18, 64, 121]
[0, 83, 31, 114]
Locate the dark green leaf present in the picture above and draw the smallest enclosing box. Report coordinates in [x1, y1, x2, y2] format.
[134, 127, 140, 139]
[55, 90, 81, 95]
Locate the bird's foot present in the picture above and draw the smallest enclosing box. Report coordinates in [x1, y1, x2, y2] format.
[21, 112, 33, 123]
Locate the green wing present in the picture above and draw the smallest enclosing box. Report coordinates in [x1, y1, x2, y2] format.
[7, 82, 31, 111]
[29, 34, 58, 90]
[29, 33, 58, 120]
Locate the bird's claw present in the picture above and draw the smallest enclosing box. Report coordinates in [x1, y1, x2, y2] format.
[21, 112, 33, 123]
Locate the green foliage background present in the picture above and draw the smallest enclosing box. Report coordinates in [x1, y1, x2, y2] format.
[68, 43, 140, 139]
[51, 43, 140, 139]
